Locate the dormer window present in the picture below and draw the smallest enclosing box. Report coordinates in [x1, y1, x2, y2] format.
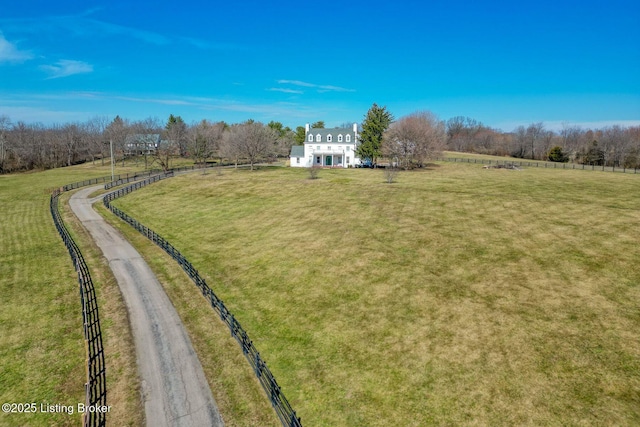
[338, 134, 343, 142]
[327, 134, 332, 142]
[346, 134, 351, 143]
[316, 134, 321, 142]
[308, 134, 313, 142]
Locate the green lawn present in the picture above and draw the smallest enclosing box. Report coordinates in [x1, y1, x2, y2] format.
[109, 163, 640, 426]
[0, 160, 281, 427]
[0, 162, 144, 427]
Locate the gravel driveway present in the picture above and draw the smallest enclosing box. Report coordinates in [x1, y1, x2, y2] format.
[70, 185, 224, 427]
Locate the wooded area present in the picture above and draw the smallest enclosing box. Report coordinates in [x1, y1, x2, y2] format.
[0, 115, 293, 173]
[0, 113, 638, 173]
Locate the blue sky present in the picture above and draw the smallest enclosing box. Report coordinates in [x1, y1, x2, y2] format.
[1, 0, 638, 131]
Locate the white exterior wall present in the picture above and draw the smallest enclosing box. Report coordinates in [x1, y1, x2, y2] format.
[290, 124, 361, 168]
[290, 154, 307, 167]
[290, 142, 359, 168]
[303, 143, 358, 168]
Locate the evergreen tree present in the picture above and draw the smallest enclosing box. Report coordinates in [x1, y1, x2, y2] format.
[356, 103, 393, 165]
[294, 126, 306, 145]
[580, 140, 604, 165]
[548, 145, 568, 162]
[165, 114, 187, 157]
[267, 120, 286, 137]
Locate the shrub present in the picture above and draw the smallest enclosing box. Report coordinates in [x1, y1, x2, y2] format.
[308, 165, 321, 179]
[384, 167, 399, 183]
[548, 146, 568, 162]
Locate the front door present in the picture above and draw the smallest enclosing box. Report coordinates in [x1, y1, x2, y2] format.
[325, 156, 332, 166]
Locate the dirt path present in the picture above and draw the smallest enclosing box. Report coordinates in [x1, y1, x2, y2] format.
[69, 186, 224, 427]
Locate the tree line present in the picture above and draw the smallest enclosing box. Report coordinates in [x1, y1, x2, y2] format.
[355, 105, 640, 170]
[1, 111, 638, 174]
[445, 118, 640, 168]
[0, 115, 295, 173]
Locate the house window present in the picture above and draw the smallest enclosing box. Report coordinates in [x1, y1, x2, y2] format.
[327, 134, 332, 142]
[317, 146, 320, 150]
[347, 156, 350, 163]
[346, 146, 350, 151]
[316, 134, 321, 142]
[296, 157, 300, 164]
[308, 134, 313, 142]
[346, 134, 351, 142]
[338, 134, 343, 142]
[316, 156, 321, 163]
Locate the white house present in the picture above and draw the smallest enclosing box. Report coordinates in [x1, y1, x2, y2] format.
[124, 134, 161, 156]
[290, 123, 360, 168]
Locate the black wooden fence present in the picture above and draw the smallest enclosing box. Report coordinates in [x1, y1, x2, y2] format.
[103, 173, 302, 427]
[438, 157, 639, 173]
[51, 178, 109, 427]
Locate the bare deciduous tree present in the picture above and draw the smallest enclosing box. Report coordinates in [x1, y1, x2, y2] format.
[188, 119, 225, 169]
[382, 111, 446, 169]
[384, 166, 398, 183]
[105, 116, 130, 167]
[0, 115, 11, 173]
[220, 125, 242, 168]
[224, 121, 277, 170]
[84, 116, 109, 165]
[526, 122, 545, 160]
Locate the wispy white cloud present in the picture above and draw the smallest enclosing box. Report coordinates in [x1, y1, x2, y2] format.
[267, 87, 304, 94]
[0, 32, 33, 63]
[0, 90, 348, 127]
[0, 11, 170, 45]
[277, 79, 355, 93]
[113, 95, 192, 106]
[0, 11, 232, 50]
[40, 59, 93, 79]
[108, 93, 312, 117]
[278, 80, 316, 88]
[87, 19, 170, 45]
[0, 104, 92, 123]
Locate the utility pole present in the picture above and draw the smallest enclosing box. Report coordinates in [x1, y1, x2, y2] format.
[0, 116, 8, 173]
[0, 133, 4, 173]
[109, 139, 115, 181]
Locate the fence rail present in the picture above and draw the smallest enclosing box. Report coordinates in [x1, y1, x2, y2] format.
[51, 176, 111, 427]
[103, 173, 302, 427]
[438, 157, 639, 173]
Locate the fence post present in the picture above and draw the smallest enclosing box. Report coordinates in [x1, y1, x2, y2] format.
[230, 314, 236, 338]
[102, 171, 302, 427]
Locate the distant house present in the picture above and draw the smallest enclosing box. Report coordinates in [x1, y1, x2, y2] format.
[125, 134, 161, 156]
[290, 123, 361, 168]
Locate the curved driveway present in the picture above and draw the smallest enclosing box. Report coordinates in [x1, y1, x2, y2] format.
[70, 185, 224, 427]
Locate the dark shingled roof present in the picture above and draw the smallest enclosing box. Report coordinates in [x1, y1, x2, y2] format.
[290, 145, 304, 157]
[306, 127, 356, 143]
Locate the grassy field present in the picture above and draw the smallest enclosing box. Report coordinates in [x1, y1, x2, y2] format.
[0, 161, 148, 427]
[1, 159, 283, 427]
[109, 162, 640, 426]
[95, 199, 281, 427]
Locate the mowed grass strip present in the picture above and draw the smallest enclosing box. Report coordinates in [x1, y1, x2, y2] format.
[95, 200, 281, 426]
[110, 163, 640, 426]
[59, 191, 142, 426]
[0, 162, 144, 427]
